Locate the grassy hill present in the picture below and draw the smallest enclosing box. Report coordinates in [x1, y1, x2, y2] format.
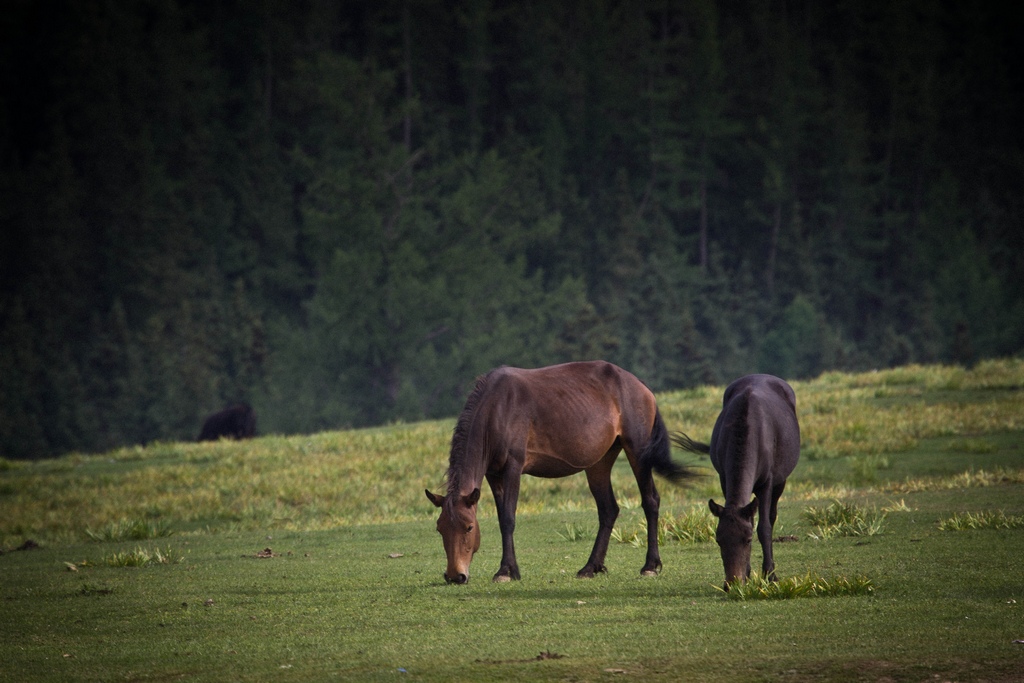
[1, 360, 1022, 682]
[3, 360, 1021, 546]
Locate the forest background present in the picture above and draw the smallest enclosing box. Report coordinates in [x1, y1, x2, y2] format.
[2, 0, 1022, 459]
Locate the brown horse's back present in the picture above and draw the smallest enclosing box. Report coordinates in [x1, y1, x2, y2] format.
[469, 361, 658, 478]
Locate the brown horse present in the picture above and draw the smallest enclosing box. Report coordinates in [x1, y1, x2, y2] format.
[425, 361, 696, 584]
[673, 374, 800, 588]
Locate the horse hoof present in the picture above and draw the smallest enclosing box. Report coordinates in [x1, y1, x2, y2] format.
[641, 569, 659, 577]
[493, 574, 512, 583]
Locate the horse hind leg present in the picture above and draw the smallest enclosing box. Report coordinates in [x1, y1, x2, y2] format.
[622, 449, 662, 576]
[578, 451, 620, 578]
[638, 478, 662, 576]
[622, 414, 667, 576]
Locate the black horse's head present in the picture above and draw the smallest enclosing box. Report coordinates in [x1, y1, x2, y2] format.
[709, 498, 758, 589]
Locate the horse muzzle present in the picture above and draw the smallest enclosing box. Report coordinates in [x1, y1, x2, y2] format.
[445, 572, 469, 585]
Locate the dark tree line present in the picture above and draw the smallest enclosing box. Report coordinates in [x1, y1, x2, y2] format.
[2, 0, 1022, 458]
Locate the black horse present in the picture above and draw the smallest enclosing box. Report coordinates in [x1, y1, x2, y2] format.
[674, 374, 800, 587]
[198, 403, 256, 441]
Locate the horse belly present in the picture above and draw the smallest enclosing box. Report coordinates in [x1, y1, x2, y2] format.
[521, 418, 618, 479]
[522, 451, 588, 478]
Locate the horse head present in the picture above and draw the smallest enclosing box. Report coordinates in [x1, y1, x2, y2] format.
[426, 488, 482, 584]
[708, 498, 758, 589]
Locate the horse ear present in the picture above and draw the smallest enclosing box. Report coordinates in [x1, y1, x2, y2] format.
[464, 488, 481, 507]
[708, 499, 724, 517]
[425, 489, 445, 508]
[740, 498, 758, 521]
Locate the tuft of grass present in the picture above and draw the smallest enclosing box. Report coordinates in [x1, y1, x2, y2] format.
[804, 500, 887, 539]
[610, 524, 645, 547]
[661, 506, 716, 543]
[86, 518, 174, 542]
[937, 510, 1024, 531]
[556, 521, 591, 542]
[611, 506, 716, 548]
[891, 467, 1024, 494]
[104, 546, 181, 567]
[719, 572, 876, 600]
[881, 498, 912, 513]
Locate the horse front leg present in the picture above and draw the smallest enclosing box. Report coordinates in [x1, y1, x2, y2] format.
[757, 489, 777, 581]
[486, 470, 522, 582]
[578, 457, 619, 578]
[760, 481, 787, 581]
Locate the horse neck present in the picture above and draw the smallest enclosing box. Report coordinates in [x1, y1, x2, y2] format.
[446, 427, 493, 499]
[720, 402, 760, 507]
[446, 463, 486, 500]
[722, 418, 775, 507]
[723, 467, 757, 508]
[448, 373, 509, 498]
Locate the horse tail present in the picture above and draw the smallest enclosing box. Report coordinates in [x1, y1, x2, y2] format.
[670, 431, 711, 456]
[639, 410, 700, 484]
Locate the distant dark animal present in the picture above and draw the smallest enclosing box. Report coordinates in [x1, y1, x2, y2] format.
[198, 403, 256, 441]
[425, 361, 697, 584]
[673, 374, 800, 588]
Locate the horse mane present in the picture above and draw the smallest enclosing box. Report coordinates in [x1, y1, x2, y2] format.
[445, 371, 493, 504]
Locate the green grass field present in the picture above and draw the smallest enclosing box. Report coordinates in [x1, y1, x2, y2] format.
[2, 360, 1023, 681]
